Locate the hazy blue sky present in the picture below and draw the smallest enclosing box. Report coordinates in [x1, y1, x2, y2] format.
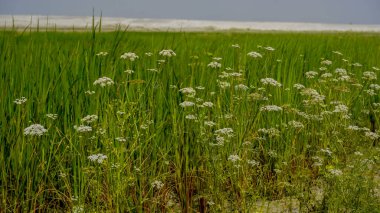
[1, 0, 379, 24]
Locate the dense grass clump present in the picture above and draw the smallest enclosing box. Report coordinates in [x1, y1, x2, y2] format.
[1, 29, 380, 212]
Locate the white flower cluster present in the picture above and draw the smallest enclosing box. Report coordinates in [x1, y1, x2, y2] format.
[96, 51, 108, 56]
[81, 115, 98, 123]
[364, 131, 380, 140]
[260, 78, 282, 87]
[179, 101, 195, 108]
[334, 68, 347, 76]
[293, 83, 305, 90]
[321, 60, 332, 65]
[218, 81, 231, 89]
[93, 77, 114, 87]
[74, 125, 92, 133]
[300, 88, 325, 105]
[46, 113, 58, 120]
[288, 120, 304, 129]
[179, 87, 196, 97]
[260, 105, 283, 112]
[208, 61, 222, 69]
[369, 84, 380, 90]
[362, 71, 377, 81]
[159, 49, 176, 57]
[333, 104, 349, 113]
[264, 46, 275, 51]
[204, 121, 216, 127]
[321, 73, 333, 78]
[235, 84, 249, 91]
[258, 128, 280, 137]
[88, 153, 108, 163]
[247, 51, 262, 58]
[24, 124, 48, 136]
[202, 102, 214, 108]
[120, 52, 139, 61]
[215, 128, 234, 137]
[14, 97, 27, 105]
[305, 71, 318, 79]
[115, 137, 127, 142]
[228, 154, 241, 163]
[151, 180, 164, 189]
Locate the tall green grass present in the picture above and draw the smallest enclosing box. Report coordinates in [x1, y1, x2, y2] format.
[1, 29, 380, 212]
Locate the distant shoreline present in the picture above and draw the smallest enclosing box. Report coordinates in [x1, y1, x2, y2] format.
[1, 15, 380, 32]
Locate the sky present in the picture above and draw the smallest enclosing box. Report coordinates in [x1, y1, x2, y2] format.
[1, 0, 379, 25]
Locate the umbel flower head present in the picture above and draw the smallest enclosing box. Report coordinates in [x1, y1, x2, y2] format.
[159, 49, 176, 57]
[24, 124, 48, 136]
[120, 52, 139, 61]
[93, 77, 114, 87]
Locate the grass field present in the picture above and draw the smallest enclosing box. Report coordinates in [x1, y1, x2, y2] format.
[1, 28, 380, 212]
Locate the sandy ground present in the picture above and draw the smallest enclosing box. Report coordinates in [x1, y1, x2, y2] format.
[1, 15, 380, 32]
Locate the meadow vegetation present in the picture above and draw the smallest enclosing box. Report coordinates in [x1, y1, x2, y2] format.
[1, 27, 380, 212]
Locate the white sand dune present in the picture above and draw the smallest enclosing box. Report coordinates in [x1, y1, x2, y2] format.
[1, 15, 380, 32]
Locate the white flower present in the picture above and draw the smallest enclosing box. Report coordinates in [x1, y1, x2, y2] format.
[293, 83, 305, 90]
[120, 52, 139, 61]
[212, 57, 222, 61]
[335, 68, 347, 76]
[228, 154, 241, 163]
[88, 153, 108, 163]
[247, 160, 260, 166]
[333, 104, 349, 113]
[321, 73, 333, 78]
[14, 97, 27, 105]
[202, 102, 214, 108]
[258, 128, 280, 137]
[81, 115, 98, 123]
[247, 51, 262, 58]
[215, 128, 234, 137]
[179, 87, 196, 97]
[185, 114, 198, 120]
[321, 60, 332, 65]
[195, 86, 205, 90]
[372, 66, 380, 71]
[288, 120, 304, 129]
[85, 90, 95, 95]
[46, 114, 58, 120]
[305, 71, 318, 79]
[362, 71, 377, 81]
[145, 52, 153, 56]
[235, 84, 249, 91]
[332, 51, 343, 55]
[369, 84, 380, 90]
[204, 121, 216, 127]
[74, 125, 92, 133]
[24, 124, 48, 136]
[365, 131, 380, 140]
[93, 77, 114, 87]
[260, 105, 283, 112]
[231, 44, 240, 48]
[151, 180, 164, 189]
[96, 51, 108, 56]
[115, 137, 127, 142]
[179, 101, 195, 108]
[147, 68, 159, 72]
[218, 81, 230, 89]
[124, 70, 134, 74]
[260, 78, 282, 87]
[329, 169, 343, 176]
[159, 49, 176, 57]
[208, 61, 221, 69]
[264, 46, 275, 51]
[353, 62, 362, 67]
